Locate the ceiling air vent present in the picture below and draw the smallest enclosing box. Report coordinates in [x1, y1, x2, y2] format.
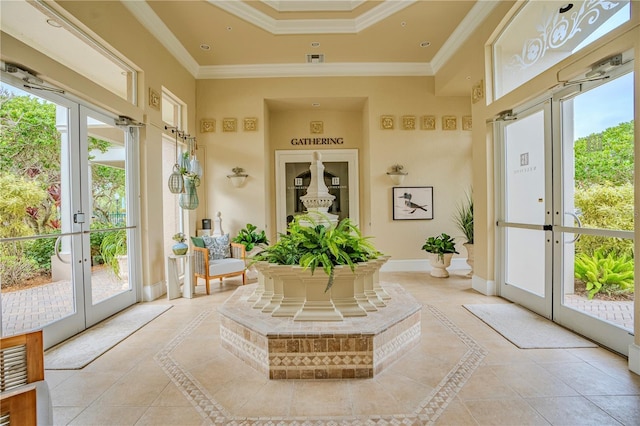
[306, 54, 324, 64]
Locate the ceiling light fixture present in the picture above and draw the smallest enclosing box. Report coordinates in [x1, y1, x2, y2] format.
[312, 103, 320, 107]
[200, 44, 211, 51]
[420, 41, 431, 48]
[401, 21, 406, 27]
[226, 26, 232, 31]
[311, 42, 320, 48]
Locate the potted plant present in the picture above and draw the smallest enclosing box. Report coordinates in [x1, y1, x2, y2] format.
[453, 190, 474, 276]
[421, 233, 458, 278]
[100, 229, 127, 279]
[172, 232, 188, 255]
[254, 214, 380, 292]
[232, 223, 269, 253]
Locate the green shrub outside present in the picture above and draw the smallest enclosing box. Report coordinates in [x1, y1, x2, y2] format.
[23, 237, 56, 272]
[574, 183, 633, 257]
[575, 249, 634, 299]
[0, 254, 39, 287]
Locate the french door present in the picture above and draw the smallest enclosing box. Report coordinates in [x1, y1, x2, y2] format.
[497, 65, 635, 355]
[0, 76, 138, 349]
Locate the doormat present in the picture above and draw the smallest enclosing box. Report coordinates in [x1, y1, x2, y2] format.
[463, 303, 597, 349]
[44, 304, 171, 369]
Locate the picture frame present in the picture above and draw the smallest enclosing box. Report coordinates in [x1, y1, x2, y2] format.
[393, 186, 434, 220]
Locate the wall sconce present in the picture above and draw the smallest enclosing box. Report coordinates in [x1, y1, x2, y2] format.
[386, 164, 407, 185]
[227, 167, 248, 188]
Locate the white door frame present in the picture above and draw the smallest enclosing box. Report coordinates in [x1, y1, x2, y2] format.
[275, 149, 359, 235]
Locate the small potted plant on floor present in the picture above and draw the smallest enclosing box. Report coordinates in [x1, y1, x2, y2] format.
[421, 233, 458, 278]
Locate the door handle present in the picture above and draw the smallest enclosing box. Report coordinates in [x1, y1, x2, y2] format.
[54, 235, 72, 264]
[564, 211, 582, 244]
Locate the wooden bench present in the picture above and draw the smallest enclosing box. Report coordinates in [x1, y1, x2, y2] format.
[1, 330, 52, 426]
[193, 242, 246, 294]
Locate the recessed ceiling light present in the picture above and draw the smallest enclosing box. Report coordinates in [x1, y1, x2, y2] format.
[200, 44, 211, 51]
[311, 42, 320, 48]
[46, 18, 62, 28]
[559, 3, 573, 13]
[400, 21, 407, 27]
[226, 26, 233, 31]
[466, 76, 471, 80]
[420, 41, 431, 48]
[312, 103, 320, 107]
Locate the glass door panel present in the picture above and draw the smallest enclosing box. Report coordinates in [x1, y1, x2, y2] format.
[82, 107, 135, 327]
[499, 104, 552, 317]
[555, 69, 634, 354]
[0, 82, 85, 346]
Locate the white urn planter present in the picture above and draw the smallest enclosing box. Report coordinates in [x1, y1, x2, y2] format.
[463, 243, 474, 277]
[427, 253, 453, 278]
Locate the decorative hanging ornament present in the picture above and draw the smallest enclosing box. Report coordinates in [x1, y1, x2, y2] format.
[167, 127, 184, 194]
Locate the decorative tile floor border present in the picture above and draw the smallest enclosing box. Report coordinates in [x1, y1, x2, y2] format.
[155, 299, 487, 425]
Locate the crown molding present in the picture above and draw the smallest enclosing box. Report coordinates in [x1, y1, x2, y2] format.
[208, 0, 416, 34]
[122, 0, 199, 77]
[197, 62, 433, 79]
[262, 0, 366, 12]
[430, 0, 500, 73]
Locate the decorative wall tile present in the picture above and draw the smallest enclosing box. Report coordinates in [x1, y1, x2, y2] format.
[310, 121, 323, 134]
[462, 115, 472, 130]
[222, 118, 237, 132]
[148, 87, 160, 110]
[243, 117, 257, 131]
[472, 79, 485, 104]
[200, 119, 215, 133]
[442, 115, 457, 130]
[402, 115, 416, 130]
[421, 115, 436, 130]
[380, 115, 394, 130]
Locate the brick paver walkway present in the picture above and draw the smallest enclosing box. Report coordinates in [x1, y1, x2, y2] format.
[564, 294, 634, 330]
[1, 266, 128, 336]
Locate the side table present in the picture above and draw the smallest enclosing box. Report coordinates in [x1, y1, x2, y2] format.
[166, 253, 194, 300]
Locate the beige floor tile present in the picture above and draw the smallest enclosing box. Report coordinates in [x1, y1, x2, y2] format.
[587, 395, 640, 425]
[68, 405, 147, 425]
[372, 372, 435, 412]
[52, 406, 85, 426]
[435, 397, 478, 425]
[230, 380, 294, 417]
[289, 381, 353, 416]
[542, 362, 640, 396]
[526, 396, 621, 425]
[490, 363, 579, 398]
[522, 349, 582, 364]
[211, 370, 271, 413]
[94, 362, 170, 406]
[463, 398, 551, 425]
[134, 406, 204, 425]
[44, 370, 75, 390]
[457, 367, 519, 401]
[50, 371, 122, 407]
[348, 379, 412, 415]
[151, 382, 194, 407]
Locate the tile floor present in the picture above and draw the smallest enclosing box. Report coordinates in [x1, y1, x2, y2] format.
[45, 271, 640, 425]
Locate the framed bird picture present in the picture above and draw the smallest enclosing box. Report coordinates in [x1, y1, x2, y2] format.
[393, 186, 434, 220]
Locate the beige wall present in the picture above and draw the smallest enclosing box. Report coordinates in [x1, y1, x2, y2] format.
[196, 77, 472, 260]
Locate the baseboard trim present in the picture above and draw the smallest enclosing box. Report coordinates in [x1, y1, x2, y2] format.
[471, 275, 497, 296]
[142, 280, 167, 302]
[629, 343, 640, 375]
[381, 258, 469, 272]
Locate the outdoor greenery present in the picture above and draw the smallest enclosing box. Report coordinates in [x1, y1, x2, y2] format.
[0, 88, 127, 287]
[253, 214, 380, 292]
[421, 233, 458, 262]
[100, 229, 127, 278]
[572, 120, 634, 298]
[574, 249, 634, 299]
[232, 223, 269, 252]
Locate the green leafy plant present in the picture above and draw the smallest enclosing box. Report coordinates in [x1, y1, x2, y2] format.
[253, 214, 380, 292]
[100, 229, 127, 277]
[453, 190, 473, 244]
[421, 233, 458, 262]
[232, 223, 269, 252]
[574, 249, 634, 299]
